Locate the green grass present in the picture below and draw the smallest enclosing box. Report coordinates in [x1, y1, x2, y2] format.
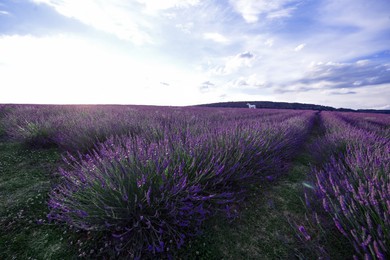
[0, 141, 78, 259]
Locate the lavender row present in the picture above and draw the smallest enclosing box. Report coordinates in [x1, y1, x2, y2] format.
[304, 111, 389, 259]
[47, 107, 315, 258]
[335, 112, 390, 138]
[2, 104, 304, 152]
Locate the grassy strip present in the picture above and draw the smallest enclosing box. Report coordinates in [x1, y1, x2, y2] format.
[177, 153, 312, 259]
[0, 141, 76, 259]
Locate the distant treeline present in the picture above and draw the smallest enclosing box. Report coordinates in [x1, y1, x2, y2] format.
[196, 101, 390, 114]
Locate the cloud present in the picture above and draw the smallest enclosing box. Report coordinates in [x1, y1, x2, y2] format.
[299, 60, 390, 89]
[267, 6, 296, 19]
[199, 81, 215, 92]
[30, 0, 153, 44]
[264, 39, 274, 47]
[329, 89, 357, 95]
[230, 74, 266, 89]
[136, 0, 200, 12]
[229, 0, 299, 23]
[294, 43, 305, 52]
[238, 51, 254, 58]
[372, 104, 390, 110]
[271, 82, 390, 110]
[203, 32, 229, 44]
[0, 10, 10, 16]
[212, 51, 256, 75]
[321, 0, 390, 32]
[176, 22, 194, 34]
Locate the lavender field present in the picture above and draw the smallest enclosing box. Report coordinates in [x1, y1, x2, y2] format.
[0, 104, 388, 259]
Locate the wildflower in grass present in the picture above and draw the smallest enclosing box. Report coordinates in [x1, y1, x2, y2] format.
[298, 225, 311, 241]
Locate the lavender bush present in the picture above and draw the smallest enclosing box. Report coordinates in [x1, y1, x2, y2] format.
[49, 136, 210, 257]
[302, 111, 390, 259]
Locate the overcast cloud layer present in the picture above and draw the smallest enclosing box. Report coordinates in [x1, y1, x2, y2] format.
[0, 0, 389, 109]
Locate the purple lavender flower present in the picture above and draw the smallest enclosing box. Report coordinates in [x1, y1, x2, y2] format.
[298, 225, 311, 241]
[333, 218, 347, 237]
[373, 240, 386, 260]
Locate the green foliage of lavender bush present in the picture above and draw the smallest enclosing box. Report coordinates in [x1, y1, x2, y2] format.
[16, 121, 58, 148]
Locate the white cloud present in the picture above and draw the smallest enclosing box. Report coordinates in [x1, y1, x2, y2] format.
[294, 43, 305, 51]
[299, 60, 390, 89]
[267, 6, 296, 19]
[0, 10, 10, 16]
[136, 0, 200, 12]
[321, 0, 390, 32]
[203, 32, 229, 44]
[229, 0, 298, 23]
[30, 0, 153, 44]
[176, 22, 194, 34]
[229, 74, 266, 89]
[278, 83, 390, 109]
[264, 39, 274, 47]
[212, 52, 256, 75]
[372, 104, 390, 110]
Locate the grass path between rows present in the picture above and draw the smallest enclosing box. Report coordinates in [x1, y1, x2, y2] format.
[178, 113, 326, 259]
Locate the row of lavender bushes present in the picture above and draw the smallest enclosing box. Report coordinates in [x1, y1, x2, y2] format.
[2, 104, 303, 152]
[5, 105, 314, 258]
[335, 112, 390, 138]
[301, 111, 389, 259]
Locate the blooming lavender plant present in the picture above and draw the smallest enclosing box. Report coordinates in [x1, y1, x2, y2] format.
[48, 135, 211, 257]
[307, 111, 390, 259]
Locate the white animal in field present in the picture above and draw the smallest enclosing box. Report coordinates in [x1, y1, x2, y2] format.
[246, 103, 256, 109]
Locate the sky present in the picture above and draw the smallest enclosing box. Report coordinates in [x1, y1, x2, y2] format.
[0, 0, 389, 109]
